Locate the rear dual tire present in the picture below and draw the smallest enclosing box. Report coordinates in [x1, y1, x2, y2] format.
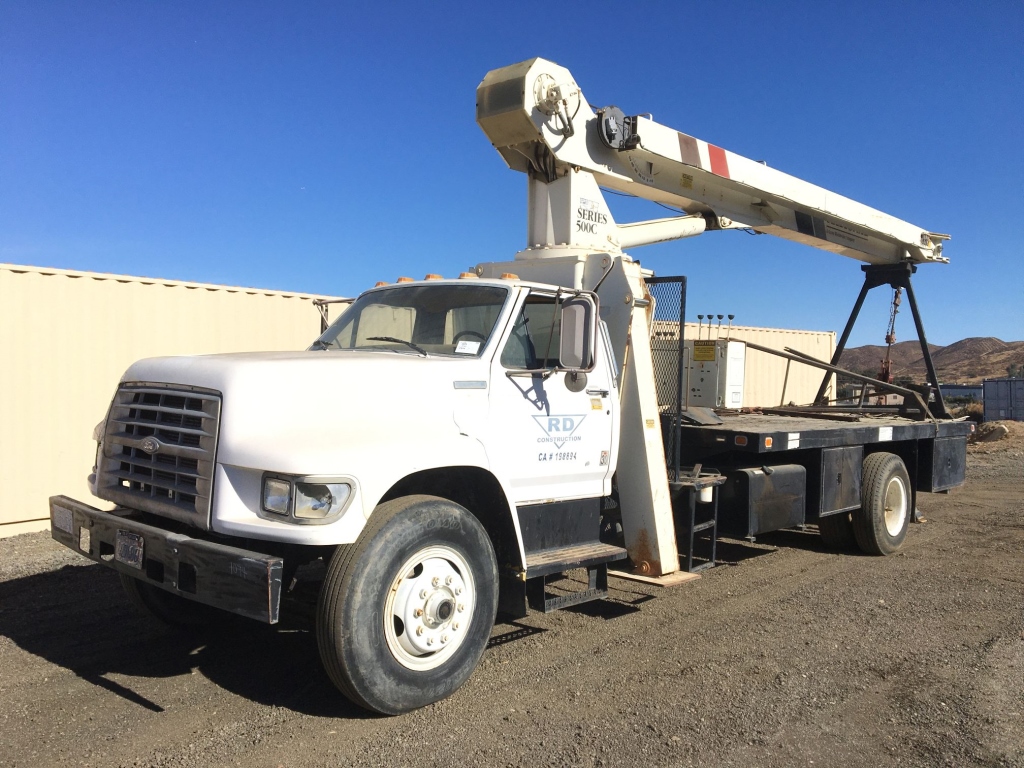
[817, 510, 856, 550]
[818, 452, 911, 555]
[853, 452, 911, 555]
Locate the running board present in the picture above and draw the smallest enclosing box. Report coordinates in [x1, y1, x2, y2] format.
[524, 542, 627, 613]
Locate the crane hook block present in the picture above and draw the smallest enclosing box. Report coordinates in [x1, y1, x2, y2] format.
[597, 106, 640, 152]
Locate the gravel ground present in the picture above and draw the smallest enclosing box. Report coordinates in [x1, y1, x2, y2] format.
[1, 443, 1021, 768]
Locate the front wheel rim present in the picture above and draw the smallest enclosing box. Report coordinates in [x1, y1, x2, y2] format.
[883, 475, 908, 536]
[383, 545, 476, 671]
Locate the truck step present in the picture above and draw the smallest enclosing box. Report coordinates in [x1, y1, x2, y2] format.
[524, 541, 627, 578]
[525, 563, 612, 613]
[524, 543, 627, 614]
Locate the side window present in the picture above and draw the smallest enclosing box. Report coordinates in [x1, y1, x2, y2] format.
[500, 296, 561, 370]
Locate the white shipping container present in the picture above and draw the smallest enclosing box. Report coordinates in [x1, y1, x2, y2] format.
[0, 264, 346, 536]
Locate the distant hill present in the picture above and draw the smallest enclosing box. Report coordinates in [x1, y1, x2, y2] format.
[838, 337, 1024, 384]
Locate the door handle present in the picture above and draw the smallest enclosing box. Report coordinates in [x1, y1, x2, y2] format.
[586, 388, 609, 397]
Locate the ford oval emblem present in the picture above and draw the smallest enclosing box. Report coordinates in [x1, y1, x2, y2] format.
[140, 437, 161, 454]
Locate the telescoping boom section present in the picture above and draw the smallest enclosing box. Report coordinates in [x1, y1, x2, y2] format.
[476, 58, 949, 266]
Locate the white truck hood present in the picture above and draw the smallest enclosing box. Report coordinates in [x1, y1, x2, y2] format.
[121, 350, 489, 473]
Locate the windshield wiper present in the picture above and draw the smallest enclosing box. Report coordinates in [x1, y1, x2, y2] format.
[366, 336, 428, 357]
[310, 339, 334, 350]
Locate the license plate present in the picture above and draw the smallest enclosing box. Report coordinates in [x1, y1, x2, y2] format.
[52, 506, 74, 534]
[115, 530, 145, 570]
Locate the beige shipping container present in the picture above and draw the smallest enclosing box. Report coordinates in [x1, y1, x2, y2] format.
[651, 321, 836, 410]
[0, 264, 347, 537]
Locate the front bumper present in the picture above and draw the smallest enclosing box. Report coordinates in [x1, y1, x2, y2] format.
[49, 495, 283, 623]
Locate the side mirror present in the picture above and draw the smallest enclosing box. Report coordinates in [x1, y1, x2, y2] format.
[559, 296, 595, 370]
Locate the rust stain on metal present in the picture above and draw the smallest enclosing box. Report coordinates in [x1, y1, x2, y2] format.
[628, 528, 662, 577]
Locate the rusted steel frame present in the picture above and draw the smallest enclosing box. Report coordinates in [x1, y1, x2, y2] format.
[738, 340, 931, 419]
[757, 407, 862, 422]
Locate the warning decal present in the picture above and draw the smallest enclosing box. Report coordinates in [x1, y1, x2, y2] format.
[693, 340, 716, 361]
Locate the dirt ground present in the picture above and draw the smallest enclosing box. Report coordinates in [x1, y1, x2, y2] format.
[1, 433, 1021, 768]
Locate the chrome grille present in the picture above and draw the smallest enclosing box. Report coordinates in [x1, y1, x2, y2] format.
[96, 383, 221, 530]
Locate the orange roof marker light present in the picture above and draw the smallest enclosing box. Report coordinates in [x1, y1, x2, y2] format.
[396, 276, 415, 283]
[458, 272, 479, 279]
[424, 274, 443, 281]
[499, 273, 519, 280]
[374, 281, 389, 287]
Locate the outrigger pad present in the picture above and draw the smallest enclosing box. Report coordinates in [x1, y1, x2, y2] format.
[678, 407, 723, 426]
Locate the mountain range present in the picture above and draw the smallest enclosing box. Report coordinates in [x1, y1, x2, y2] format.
[838, 337, 1024, 384]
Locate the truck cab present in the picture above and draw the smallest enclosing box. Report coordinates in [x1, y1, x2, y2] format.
[52, 274, 625, 715]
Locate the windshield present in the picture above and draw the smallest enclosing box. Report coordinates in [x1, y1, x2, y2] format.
[312, 284, 509, 357]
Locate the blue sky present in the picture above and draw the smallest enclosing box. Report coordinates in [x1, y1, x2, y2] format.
[2, 1, 1021, 347]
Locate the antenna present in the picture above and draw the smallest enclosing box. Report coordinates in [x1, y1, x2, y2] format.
[697, 315, 704, 339]
[716, 314, 724, 339]
[726, 314, 735, 340]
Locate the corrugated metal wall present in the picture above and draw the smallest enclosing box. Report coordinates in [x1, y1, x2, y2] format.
[0, 264, 345, 536]
[983, 378, 1024, 422]
[651, 322, 836, 409]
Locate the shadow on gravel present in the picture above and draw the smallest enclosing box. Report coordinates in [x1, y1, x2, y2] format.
[487, 621, 547, 647]
[715, 527, 864, 564]
[0, 563, 373, 719]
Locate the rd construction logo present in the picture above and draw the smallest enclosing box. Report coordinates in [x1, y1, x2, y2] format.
[532, 415, 587, 449]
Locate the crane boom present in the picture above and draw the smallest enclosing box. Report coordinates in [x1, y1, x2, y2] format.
[477, 58, 949, 265]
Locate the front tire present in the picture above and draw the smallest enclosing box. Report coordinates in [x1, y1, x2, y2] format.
[852, 452, 911, 555]
[119, 573, 220, 627]
[316, 495, 498, 715]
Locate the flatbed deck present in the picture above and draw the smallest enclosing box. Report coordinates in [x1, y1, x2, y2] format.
[679, 411, 973, 456]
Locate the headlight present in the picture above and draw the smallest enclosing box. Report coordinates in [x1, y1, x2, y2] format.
[294, 482, 352, 520]
[261, 475, 354, 524]
[263, 478, 292, 515]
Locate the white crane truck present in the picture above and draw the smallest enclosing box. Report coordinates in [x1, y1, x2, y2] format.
[49, 58, 971, 715]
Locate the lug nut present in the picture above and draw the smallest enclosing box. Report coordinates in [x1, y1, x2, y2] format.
[457, 603, 465, 613]
[426, 638, 434, 646]
[416, 626, 424, 636]
[445, 576, 453, 585]
[432, 577, 440, 587]
[452, 622, 459, 631]
[414, 608, 423, 617]
[455, 587, 462, 595]
[441, 635, 449, 644]
[419, 589, 428, 599]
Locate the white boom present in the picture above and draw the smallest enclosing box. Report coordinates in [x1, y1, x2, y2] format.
[475, 58, 951, 578]
[477, 58, 949, 265]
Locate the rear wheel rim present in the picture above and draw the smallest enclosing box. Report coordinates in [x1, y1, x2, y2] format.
[883, 475, 908, 536]
[383, 545, 476, 671]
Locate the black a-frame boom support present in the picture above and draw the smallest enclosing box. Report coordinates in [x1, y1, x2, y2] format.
[814, 263, 949, 418]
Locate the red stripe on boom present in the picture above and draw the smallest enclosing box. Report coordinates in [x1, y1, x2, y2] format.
[708, 144, 730, 178]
